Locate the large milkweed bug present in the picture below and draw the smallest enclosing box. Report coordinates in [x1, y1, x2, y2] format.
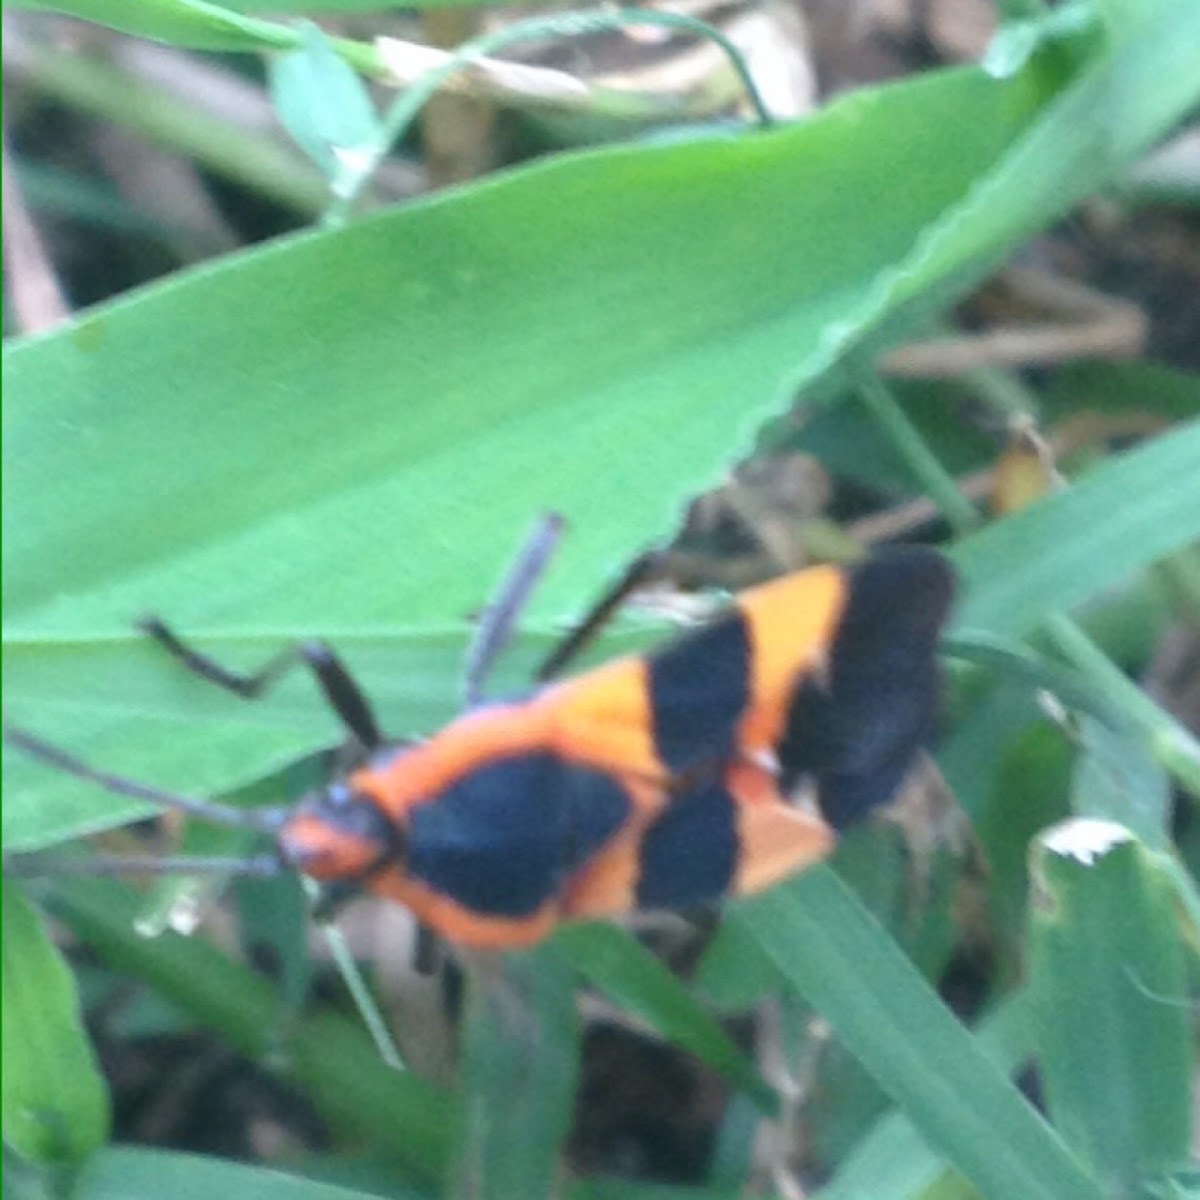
[4, 517, 954, 949]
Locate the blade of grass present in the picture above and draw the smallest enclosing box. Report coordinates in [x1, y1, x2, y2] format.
[73, 1145, 424, 1200]
[950, 422, 1200, 639]
[1, 881, 110, 1165]
[1044, 613, 1200, 801]
[454, 947, 579, 1200]
[736, 867, 1100, 1200]
[553, 922, 777, 1113]
[927, 416, 1200, 799]
[814, 993, 1036, 1200]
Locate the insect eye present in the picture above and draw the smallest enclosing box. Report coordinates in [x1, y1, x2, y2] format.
[308, 785, 397, 851]
[325, 783, 354, 808]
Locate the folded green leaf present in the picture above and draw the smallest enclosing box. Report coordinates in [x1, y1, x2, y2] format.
[269, 22, 382, 188]
[1029, 821, 1193, 1195]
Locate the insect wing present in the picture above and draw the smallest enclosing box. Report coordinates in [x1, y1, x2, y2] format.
[546, 563, 849, 787]
[562, 760, 835, 916]
[549, 550, 954, 840]
[774, 550, 955, 830]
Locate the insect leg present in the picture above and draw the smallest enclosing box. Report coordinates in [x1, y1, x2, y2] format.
[534, 548, 667, 682]
[138, 617, 384, 750]
[462, 512, 565, 707]
[413, 922, 442, 974]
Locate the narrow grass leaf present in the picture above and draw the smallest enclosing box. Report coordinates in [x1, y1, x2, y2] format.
[554, 922, 777, 1112]
[951, 421, 1200, 640]
[73, 1146, 422, 1200]
[814, 993, 1036, 1200]
[11, 0, 298, 52]
[1, 881, 110, 1165]
[737, 867, 1100, 1200]
[454, 947, 579, 1200]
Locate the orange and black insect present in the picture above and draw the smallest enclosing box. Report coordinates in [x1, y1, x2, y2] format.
[5, 518, 954, 949]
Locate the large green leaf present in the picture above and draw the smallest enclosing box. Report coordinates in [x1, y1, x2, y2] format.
[0, 63, 1053, 637]
[6, 5, 1200, 851]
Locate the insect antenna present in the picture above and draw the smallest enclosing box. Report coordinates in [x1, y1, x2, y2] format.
[4, 724, 288, 834]
[462, 510, 565, 707]
[4, 851, 283, 879]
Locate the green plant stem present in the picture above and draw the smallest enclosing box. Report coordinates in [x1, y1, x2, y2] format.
[328, 34, 386, 77]
[325, 6, 774, 226]
[962, 364, 1042, 421]
[13, 39, 332, 216]
[856, 374, 983, 532]
[1045, 613, 1200, 802]
[319, 923, 406, 1070]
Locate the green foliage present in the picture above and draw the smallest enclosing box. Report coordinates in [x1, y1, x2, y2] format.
[268, 22, 381, 191]
[73, 1147, 423, 1200]
[3, 0, 1199, 1197]
[1030, 825, 1193, 1195]
[1, 882, 110, 1165]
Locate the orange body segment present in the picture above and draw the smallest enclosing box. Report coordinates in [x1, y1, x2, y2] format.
[369, 866, 560, 949]
[347, 701, 554, 819]
[542, 656, 663, 781]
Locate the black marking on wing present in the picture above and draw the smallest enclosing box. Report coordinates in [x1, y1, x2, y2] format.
[635, 778, 737, 908]
[779, 549, 955, 830]
[648, 611, 750, 774]
[408, 753, 630, 916]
